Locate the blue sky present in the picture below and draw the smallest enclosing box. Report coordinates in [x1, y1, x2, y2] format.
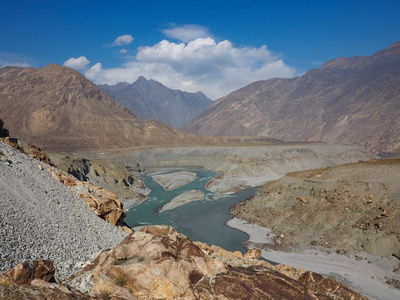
[1, 0, 399, 99]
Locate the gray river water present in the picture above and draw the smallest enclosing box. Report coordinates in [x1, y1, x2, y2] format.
[124, 169, 258, 253]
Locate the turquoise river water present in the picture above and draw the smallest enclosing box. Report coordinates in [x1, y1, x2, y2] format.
[124, 169, 258, 253]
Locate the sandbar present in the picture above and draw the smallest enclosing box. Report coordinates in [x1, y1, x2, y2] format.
[159, 190, 205, 212]
[151, 171, 197, 191]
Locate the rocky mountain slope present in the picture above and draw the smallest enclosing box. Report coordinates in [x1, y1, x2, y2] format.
[231, 159, 400, 259]
[185, 42, 400, 154]
[0, 141, 126, 280]
[99, 76, 212, 128]
[0, 64, 219, 152]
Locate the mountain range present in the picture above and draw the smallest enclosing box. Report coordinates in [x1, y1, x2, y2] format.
[185, 42, 400, 154]
[99, 77, 212, 128]
[0, 64, 219, 151]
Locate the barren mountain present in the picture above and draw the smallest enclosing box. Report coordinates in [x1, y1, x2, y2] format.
[99, 76, 212, 128]
[0, 64, 218, 151]
[185, 42, 400, 154]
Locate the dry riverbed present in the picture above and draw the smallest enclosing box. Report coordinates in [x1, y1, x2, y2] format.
[228, 218, 400, 300]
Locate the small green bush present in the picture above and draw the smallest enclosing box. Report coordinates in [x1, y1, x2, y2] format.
[112, 273, 128, 287]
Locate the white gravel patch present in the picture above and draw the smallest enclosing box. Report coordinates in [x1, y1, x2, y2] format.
[0, 142, 126, 281]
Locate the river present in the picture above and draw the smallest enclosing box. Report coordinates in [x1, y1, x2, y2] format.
[123, 168, 258, 253]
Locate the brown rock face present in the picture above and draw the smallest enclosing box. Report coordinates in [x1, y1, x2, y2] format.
[71, 225, 366, 300]
[2, 260, 55, 285]
[185, 42, 400, 154]
[0, 284, 90, 300]
[0, 64, 222, 152]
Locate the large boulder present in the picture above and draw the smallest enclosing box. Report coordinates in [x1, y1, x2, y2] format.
[2, 260, 55, 285]
[70, 225, 366, 300]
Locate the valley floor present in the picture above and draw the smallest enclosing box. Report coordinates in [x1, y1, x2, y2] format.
[228, 218, 400, 300]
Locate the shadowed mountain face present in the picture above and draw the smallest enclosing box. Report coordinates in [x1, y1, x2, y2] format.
[0, 64, 217, 151]
[185, 42, 400, 154]
[99, 77, 212, 129]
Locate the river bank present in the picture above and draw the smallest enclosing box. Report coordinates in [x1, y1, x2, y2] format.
[227, 218, 400, 300]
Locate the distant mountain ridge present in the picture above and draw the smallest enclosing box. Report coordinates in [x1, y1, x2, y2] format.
[185, 42, 400, 154]
[99, 77, 212, 128]
[0, 64, 221, 151]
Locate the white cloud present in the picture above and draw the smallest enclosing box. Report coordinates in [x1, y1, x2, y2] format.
[86, 36, 295, 99]
[63, 56, 90, 70]
[112, 35, 134, 46]
[119, 48, 128, 54]
[0, 61, 30, 68]
[163, 24, 212, 42]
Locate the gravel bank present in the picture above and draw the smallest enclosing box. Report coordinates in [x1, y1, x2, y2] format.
[0, 142, 126, 281]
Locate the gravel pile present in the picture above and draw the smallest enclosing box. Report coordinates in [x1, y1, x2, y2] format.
[0, 142, 126, 280]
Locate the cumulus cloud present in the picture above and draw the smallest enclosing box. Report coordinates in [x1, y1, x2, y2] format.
[112, 34, 134, 46]
[86, 36, 295, 99]
[119, 48, 128, 54]
[163, 24, 212, 42]
[63, 56, 90, 70]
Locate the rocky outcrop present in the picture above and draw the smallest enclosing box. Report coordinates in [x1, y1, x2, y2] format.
[70, 225, 366, 300]
[185, 42, 400, 154]
[0, 136, 53, 166]
[0, 261, 90, 300]
[1, 260, 55, 285]
[99, 76, 212, 129]
[231, 158, 400, 257]
[48, 152, 150, 206]
[49, 168, 125, 225]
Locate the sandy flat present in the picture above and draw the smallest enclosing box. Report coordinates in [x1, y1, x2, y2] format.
[227, 218, 400, 300]
[151, 171, 197, 191]
[206, 175, 280, 194]
[159, 190, 205, 213]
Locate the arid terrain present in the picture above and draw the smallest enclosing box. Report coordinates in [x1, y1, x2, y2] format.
[231, 159, 400, 259]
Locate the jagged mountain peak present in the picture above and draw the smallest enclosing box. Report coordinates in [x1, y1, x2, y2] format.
[100, 77, 213, 128]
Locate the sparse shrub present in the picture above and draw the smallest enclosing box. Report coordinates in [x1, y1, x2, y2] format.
[98, 290, 111, 300]
[0, 151, 3, 156]
[112, 273, 128, 287]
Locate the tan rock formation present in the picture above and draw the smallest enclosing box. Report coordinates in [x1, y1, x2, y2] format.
[71, 225, 366, 300]
[1, 260, 55, 286]
[0, 261, 90, 300]
[49, 168, 125, 225]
